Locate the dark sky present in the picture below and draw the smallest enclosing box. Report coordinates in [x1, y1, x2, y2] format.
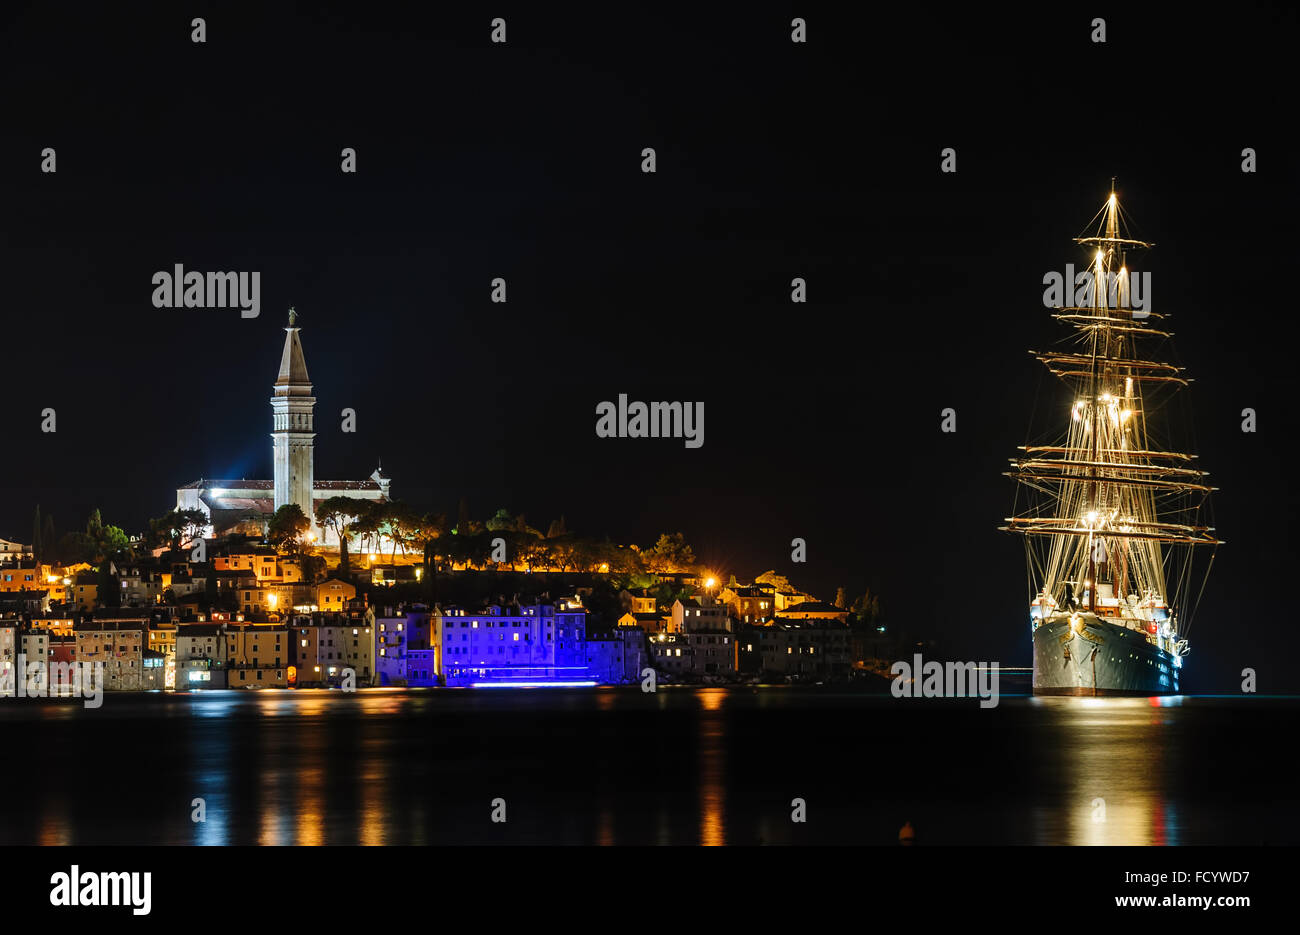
[2, 2, 1296, 689]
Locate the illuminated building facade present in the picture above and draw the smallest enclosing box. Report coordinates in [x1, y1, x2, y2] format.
[434, 602, 592, 687]
[289, 611, 376, 686]
[174, 315, 391, 547]
[225, 624, 289, 688]
[74, 619, 148, 690]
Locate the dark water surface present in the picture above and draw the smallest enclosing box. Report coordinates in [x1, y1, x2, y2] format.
[1, 688, 1293, 845]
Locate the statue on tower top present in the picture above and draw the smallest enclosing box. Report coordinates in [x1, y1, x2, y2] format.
[288, 306, 298, 327]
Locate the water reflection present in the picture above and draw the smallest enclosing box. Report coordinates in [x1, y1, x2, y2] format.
[359, 737, 388, 846]
[258, 722, 292, 846]
[1043, 697, 1182, 845]
[0, 690, 1290, 845]
[38, 800, 71, 845]
[295, 740, 326, 846]
[698, 689, 726, 845]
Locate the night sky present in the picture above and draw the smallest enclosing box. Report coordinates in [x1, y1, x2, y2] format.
[2, 2, 1296, 689]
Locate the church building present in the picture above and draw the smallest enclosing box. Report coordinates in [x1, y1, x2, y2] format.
[176, 311, 390, 547]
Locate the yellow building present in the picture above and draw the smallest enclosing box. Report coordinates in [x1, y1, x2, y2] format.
[316, 578, 356, 611]
[0, 568, 40, 592]
[225, 625, 289, 688]
[71, 574, 99, 610]
[74, 620, 149, 690]
[292, 613, 374, 686]
[148, 621, 178, 688]
[213, 550, 280, 579]
[27, 616, 76, 636]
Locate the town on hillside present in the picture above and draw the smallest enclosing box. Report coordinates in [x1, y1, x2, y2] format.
[0, 509, 898, 692]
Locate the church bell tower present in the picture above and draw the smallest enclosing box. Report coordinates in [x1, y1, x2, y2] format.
[271, 308, 316, 525]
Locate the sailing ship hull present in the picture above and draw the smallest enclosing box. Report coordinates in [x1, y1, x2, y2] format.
[1032, 615, 1181, 696]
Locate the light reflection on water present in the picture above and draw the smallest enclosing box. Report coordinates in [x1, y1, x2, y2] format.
[698, 689, 727, 846]
[0, 689, 1293, 844]
[1034, 697, 1183, 846]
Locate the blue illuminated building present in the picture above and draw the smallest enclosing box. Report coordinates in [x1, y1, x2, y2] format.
[434, 600, 594, 687]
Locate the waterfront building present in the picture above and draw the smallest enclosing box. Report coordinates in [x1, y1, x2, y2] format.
[717, 584, 774, 625]
[225, 623, 289, 687]
[737, 620, 852, 680]
[584, 627, 650, 683]
[289, 610, 376, 686]
[434, 601, 591, 686]
[176, 623, 228, 688]
[375, 608, 431, 685]
[672, 597, 732, 633]
[74, 618, 148, 690]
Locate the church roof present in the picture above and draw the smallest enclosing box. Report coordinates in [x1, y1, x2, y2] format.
[275, 327, 312, 388]
[179, 479, 273, 491]
[316, 480, 382, 491]
[180, 479, 381, 494]
[206, 497, 275, 512]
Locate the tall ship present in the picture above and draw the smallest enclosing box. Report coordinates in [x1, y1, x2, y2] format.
[1003, 183, 1221, 695]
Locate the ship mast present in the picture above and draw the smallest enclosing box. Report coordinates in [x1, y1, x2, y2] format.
[1002, 182, 1221, 633]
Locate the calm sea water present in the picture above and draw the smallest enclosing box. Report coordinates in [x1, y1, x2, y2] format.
[1, 688, 1293, 845]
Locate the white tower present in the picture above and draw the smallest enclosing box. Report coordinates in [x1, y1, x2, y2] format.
[271, 308, 315, 525]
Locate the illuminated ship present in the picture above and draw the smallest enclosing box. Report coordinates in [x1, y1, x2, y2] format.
[1002, 183, 1221, 695]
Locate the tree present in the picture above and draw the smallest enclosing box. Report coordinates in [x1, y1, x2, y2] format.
[56, 531, 94, 565]
[851, 589, 882, 625]
[351, 500, 382, 556]
[32, 505, 43, 565]
[42, 514, 56, 563]
[486, 507, 514, 532]
[175, 508, 208, 547]
[644, 532, 696, 574]
[97, 561, 121, 609]
[381, 501, 422, 562]
[517, 534, 551, 572]
[756, 570, 793, 593]
[149, 511, 186, 552]
[834, 587, 848, 609]
[550, 536, 580, 571]
[268, 504, 310, 552]
[96, 526, 130, 564]
[299, 553, 327, 583]
[415, 513, 448, 576]
[316, 495, 361, 575]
